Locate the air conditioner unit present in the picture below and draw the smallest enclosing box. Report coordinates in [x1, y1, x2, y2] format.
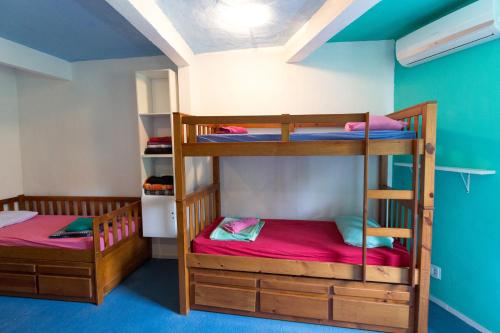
[396, 0, 500, 67]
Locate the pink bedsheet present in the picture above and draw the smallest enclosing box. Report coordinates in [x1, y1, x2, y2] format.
[193, 218, 409, 267]
[0, 215, 136, 251]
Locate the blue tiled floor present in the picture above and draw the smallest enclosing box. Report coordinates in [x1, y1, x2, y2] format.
[0, 260, 478, 333]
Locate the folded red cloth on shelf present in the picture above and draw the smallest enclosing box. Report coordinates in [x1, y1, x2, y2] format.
[222, 217, 259, 234]
[215, 126, 248, 134]
[148, 136, 172, 143]
[143, 183, 174, 191]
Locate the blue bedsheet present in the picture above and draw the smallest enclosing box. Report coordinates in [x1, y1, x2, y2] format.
[197, 130, 416, 143]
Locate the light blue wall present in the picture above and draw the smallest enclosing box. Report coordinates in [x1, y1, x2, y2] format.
[394, 39, 500, 332]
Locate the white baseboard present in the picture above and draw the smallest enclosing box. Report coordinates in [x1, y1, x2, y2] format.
[430, 295, 491, 333]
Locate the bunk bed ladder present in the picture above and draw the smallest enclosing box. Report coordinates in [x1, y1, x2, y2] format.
[363, 131, 420, 285]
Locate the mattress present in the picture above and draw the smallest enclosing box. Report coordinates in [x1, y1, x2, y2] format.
[197, 130, 416, 143]
[193, 218, 409, 267]
[0, 215, 135, 251]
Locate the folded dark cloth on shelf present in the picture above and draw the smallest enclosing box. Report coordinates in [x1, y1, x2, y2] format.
[148, 136, 172, 144]
[145, 175, 174, 185]
[144, 147, 172, 155]
[144, 189, 174, 196]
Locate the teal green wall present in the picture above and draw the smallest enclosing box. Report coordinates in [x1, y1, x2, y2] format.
[394, 39, 500, 332]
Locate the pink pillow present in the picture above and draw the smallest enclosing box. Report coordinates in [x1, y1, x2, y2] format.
[345, 115, 407, 131]
[215, 126, 248, 134]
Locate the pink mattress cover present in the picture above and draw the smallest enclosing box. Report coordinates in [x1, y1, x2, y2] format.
[0, 215, 135, 251]
[193, 217, 409, 267]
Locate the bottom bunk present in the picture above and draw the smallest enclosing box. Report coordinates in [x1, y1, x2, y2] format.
[187, 218, 415, 332]
[0, 195, 151, 304]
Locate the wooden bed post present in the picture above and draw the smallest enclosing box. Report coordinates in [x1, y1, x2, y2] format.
[213, 157, 221, 217]
[415, 102, 437, 333]
[173, 112, 190, 314]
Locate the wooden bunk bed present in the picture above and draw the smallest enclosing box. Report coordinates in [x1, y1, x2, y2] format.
[0, 195, 151, 304]
[172, 101, 437, 333]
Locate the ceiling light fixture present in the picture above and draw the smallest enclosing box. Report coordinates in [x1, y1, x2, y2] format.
[215, 1, 272, 32]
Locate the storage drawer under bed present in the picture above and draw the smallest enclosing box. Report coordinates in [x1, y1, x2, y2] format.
[0, 260, 95, 300]
[190, 269, 411, 330]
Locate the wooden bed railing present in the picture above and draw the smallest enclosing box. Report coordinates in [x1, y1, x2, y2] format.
[179, 113, 368, 144]
[0, 195, 141, 255]
[184, 184, 219, 245]
[93, 200, 141, 254]
[0, 195, 137, 216]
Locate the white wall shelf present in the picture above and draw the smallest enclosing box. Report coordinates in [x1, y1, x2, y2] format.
[395, 162, 496, 194]
[136, 69, 178, 238]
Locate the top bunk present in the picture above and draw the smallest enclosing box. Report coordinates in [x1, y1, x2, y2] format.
[173, 101, 437, 157]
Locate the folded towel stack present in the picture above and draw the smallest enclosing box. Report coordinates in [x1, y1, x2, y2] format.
[143, 175, 174, 196]
[215, 126, 248, 134]
[210, 217, 264, 242]
[144, 136, 172, 155]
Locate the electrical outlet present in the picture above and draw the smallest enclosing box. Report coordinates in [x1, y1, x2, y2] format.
[430, 264, 441, 280]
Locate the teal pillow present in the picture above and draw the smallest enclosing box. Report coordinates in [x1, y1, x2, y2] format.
[65, 217, 94, 232]
[334, 216, 393, 248]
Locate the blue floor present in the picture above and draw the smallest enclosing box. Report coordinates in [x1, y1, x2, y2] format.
[0, 260, 478, 333]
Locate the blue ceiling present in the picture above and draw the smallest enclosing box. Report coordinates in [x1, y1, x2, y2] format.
[0, 0, 162, 62]
[329, 0, 476, 43]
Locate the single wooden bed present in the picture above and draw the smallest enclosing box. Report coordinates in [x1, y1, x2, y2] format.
[0, 195, 151, 304]
[172, 101, 437, 333]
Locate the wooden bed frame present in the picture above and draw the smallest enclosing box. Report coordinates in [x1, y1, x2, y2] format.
[173, 101, 437, 333]
[0, 195, 151, 304]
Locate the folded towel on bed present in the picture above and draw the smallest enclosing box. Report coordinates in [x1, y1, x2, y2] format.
[345, 115, 407, 131]
[64, 217, 94, 232]
[215, 126, 248, 134]
[50, 227, 93, 239]
[210, 217, 264, 242]
[222, 217, 259, 234]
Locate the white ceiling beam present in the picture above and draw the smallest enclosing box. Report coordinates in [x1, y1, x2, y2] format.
[105, 0, 194, 67]
[0, 37, 72, 80]
[283, 0, 381, 63]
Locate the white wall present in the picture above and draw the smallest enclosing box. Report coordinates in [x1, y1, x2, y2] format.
[16, 56, 176, 196]
[190, 41, 395, 219]
[0, 66, 23, 198]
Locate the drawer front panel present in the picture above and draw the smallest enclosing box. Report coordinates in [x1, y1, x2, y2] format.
[333, 285, 410, 301]
[38, 265, 92, 277]
[332, 296, 409, 329]
[0, 263, 36, 274]
[261, 279, 329, 295]
[194, 284, 256, 312]
[260, 291, 329, 320]
[38, 275, 93, 299]
[193, 272, 257, 288]
[0, 273, 36, 293]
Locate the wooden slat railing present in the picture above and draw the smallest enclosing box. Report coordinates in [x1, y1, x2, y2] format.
[184, 184, 219, 246]
[19, 196, 136, 216]
[93, 200, 141, 255]
[0, 196, 22, 211]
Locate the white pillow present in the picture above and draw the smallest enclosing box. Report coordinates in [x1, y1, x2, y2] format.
[0, 211, 38, 228]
